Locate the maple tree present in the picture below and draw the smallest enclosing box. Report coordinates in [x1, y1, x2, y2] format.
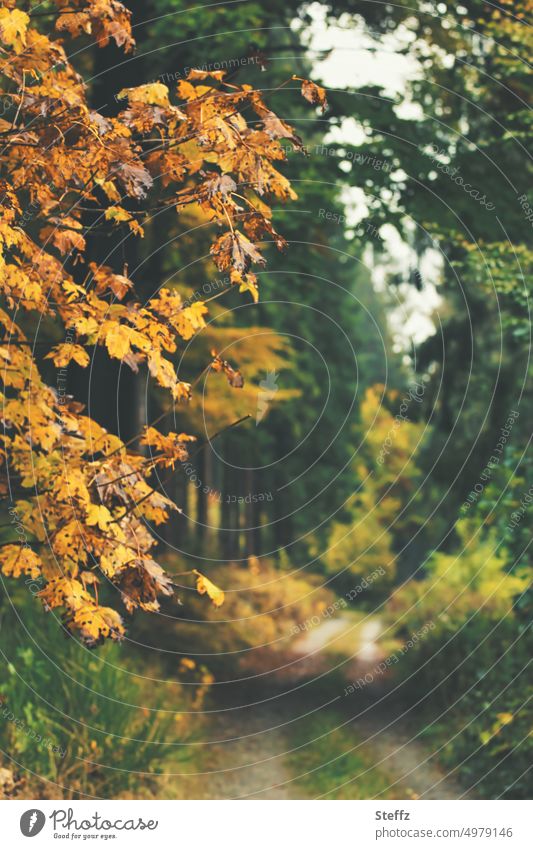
[0, 0, 319, 645]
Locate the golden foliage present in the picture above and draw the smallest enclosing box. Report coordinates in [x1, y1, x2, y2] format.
[0, 3, 318, 644]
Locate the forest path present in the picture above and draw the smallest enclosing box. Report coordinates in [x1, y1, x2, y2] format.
[180, 705, 298, 799]
[289, 613, 467, 799]
[176, 614, 468, 799]
[288, 615, 466, 799]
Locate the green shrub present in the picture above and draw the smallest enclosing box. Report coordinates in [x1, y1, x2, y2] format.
[0, 591, 188, 798]
[387, 522, 532, 798]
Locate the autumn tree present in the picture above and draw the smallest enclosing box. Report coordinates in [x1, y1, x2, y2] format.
[0, 0, 324, 645]
[101, 2, 400, 564]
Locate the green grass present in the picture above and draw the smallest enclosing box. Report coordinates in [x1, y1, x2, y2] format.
[0, 590, 190, 799]
[286, 711, 407, 799]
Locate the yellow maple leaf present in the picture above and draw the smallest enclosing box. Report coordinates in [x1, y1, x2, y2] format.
[105, 205, 131, 223]
[54, 468, 90, 504]
[175, 302, 208, 340]
[65, 603, 125, 646]
[38, 577, 88, 610]
[0, 545, 42, 579]
[94, 178, 121, 203]
[128, 220, 144, 238]
[118, 83, 170, 107]
[0, 9, 29, 53]
[53, 521, 87, 564]
[86, 504, 113, 531]
[100, 544, 133, 579]
[72, 316, 99, 337]
[46, 344, 90, 368]
[173, 381, 192, 401]
[238, 273, 259, 303]
[177, 80, 200, 101]
[105, 323, 133, 359]
[193, 569, 225, 607]
[147, 351, 178, 392]
[186, 301, 208, 327]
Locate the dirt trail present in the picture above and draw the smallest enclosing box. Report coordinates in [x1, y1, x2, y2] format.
[295, 616, 467, 799]
[352, 711, 467, 800]
[180, 615, 468, 799]
[294, 615, 383, 667]
[293, 616, 355, 654]
[295, 614, 468, 799]
[182, 706, 298, 800]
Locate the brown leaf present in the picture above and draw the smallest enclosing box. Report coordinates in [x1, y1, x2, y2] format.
[114, 160, 153, 199]
[262, 111, 304, 150]
[203, 172, 237, 199]
[299, 77, 328, 111]
[210, 350, 244, 388]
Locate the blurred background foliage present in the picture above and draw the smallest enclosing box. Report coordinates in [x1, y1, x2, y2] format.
[0, 0, 530, 800]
